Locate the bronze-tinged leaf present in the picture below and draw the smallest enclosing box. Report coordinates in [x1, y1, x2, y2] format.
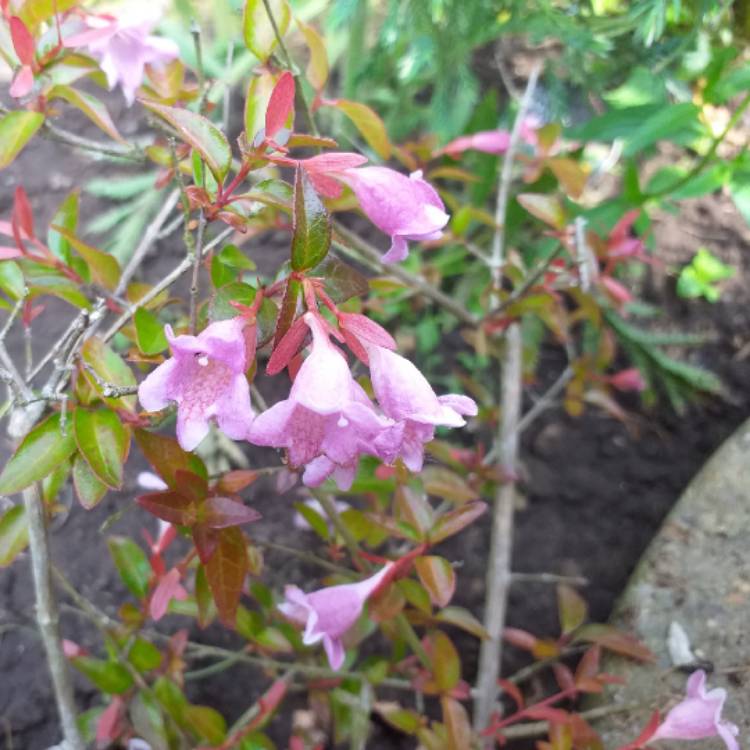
[205, 527, 249, 626]
[441, 696, 472, 750]
[415, 556, 456, 609]
[429, 501, 487, 544]
[134, 429, 207, 488]
[431, 631, 461, 693]
[517, 193, 566, 229]
[557, 583, 588, 635]
[137, 490, 197, 526]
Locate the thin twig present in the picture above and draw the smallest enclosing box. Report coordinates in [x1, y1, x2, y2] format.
[117, 189, 180, 295]
[22, 485, 84, 750]
[474, 64, 542, 738]
[189, 212, 207, 334]
[254, 538, 351, 575]
[515, 366, 573, 435]
[510, 572, 588, 587]
[102, 227, 234, 342]
[43, 120, 145, 162]
[81, 364, 139, 398]
[333, 223, 478, 327]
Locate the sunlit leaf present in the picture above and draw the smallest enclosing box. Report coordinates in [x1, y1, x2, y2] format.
[0, 111, 44, 170]
[242, 0, 291, 63]
[329, 99, 391, 159]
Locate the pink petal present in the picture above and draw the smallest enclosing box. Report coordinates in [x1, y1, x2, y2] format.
[138, 358, 178, 412]
[9, 65, 34, 98]
[175, 410, 210, 452]
[214, 373, 254, 440]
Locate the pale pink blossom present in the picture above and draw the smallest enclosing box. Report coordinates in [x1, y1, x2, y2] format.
[138, 317, 254, 452]
[279, 564, 392, 669]
[64, 10, 178, 105]
[650, 670, 739, 750]
[441, 122, 538, 157]
[333, 167, 449, 263]
[365, 343, 478, 471]
[248, 314, 402, 489]
[608, 368, 646, 392]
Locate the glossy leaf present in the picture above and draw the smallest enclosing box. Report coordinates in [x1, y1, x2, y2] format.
[557, 583, 587, 635]
[415, 556, 456, 609]
[330, 99, 391, 160]
[431, 631, 461, 692]
[297, 19, 329, 90]
[137, 490, 197, 526]
[265, 71, 295, 139]
[205, 527, 248, 626]
[244, 71, 277, 140]
[134, 430, 208, 488]
[0, 111, 44, 170]
[0, 413, 77, 493]
[135, 307, 168, 355]
[142, 101, 231, 182]
[108, 536, 151, 599]
[48, 85, 124, 143]
[47, 190, 79, 264]
[72, 656, 133, 694]
[0, 505, 28, 566]
[74, 408, 129, 489]
[242, 0, 291, 63]
[429, 501, 487, 544]
[291, 167, 331, 271]
[517, 193, 566, 229]
[312, 256, 368, 303]
[72, 453, 108, 509]
[272, 277, 301, 347]
[202, 496, 261, 528]
[81, 337, 137, 411]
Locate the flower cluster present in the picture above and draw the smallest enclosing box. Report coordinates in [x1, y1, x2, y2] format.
[138, 312, 477, 491]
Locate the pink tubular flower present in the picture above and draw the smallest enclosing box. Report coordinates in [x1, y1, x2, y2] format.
[248, 314, 402, 490]
[650, 671, 739, 750]
[138, 317, 254, 452]
[64, 10, 178, 105]
[365, 343, 478, 472]
[608, 368, 646, 393]
[440, 122, 538, 158]
[333, 167, 449, 264]
[278, 564, 392, 670]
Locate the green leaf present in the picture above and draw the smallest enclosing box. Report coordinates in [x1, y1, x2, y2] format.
[184, 705, 227, 746]
[292, 501, 329, 540]
[0, 261, 25, 300]
[48, 85, 123, 143]
[0, 505, 28, 566]
[50, 225, 120, 291]
[330, 99, 391, 160]
[130, 690, 170, 750]
[431, 631, 461, 692]
[134, 429, 208, 488]
[0, 413, 77, 493]
[311, 256, 368, 303]
[72, 656, 133, 694]
[108, 536, 151, 599]
[72, 453, 108, 509]
[74, 408, 129, 488]
[623, 103, 703, 157]
[205, 527, 248, 627]
[18, 0, 78, 30]
[415, 556, 455, 609]
[48, 191, 79, 265]
[244, 71, 278, 139]
[20, 259, 90, 308]
[128, 638, 163, 673]
[0, 111, 44, 170]
[210, 281, 277, 343]
[135, 307, 168, 355]
[81, 337, 137, 411]
[142, 102, 231, 182]
[435, 606, 489, 640]
[291, 167, 331, 271]
[242, 0, 291, 63]
[557, 584, 588, 635]
[217, 244, 255, 270]
[517, 193, 566, 229]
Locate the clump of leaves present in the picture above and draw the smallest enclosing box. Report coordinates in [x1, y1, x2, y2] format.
[676, 247, 735, 302]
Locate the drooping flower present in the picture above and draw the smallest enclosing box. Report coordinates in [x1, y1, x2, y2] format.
[278, 564, 393, 670]
[138, 317, 254, 452]
[248, 314, 402, 489]
[440, 121, 538, 158]
[364, 342, 478, 471]
[64, 10, 178, 105]
[649, 670, 739, 750]
[333, 167, 449, 263]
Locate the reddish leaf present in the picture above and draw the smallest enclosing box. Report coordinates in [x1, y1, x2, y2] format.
[96, 697, 125, 744]
[267, 314, 308, 375]
[574, 624, 655, 662]
[415, 556, 455, 608]
[193, 525, 219, 565]
[173, 469, 209, 505]
[9, 65, 33, 97]
[503, 627, 538, 651]
[13, 186, 34, 238]
[525, 706, 571, 723]
[498, 679, 524, 710]
[265, 71, 295, 139]
[134, 429, 208, 488]
[202, 496, 261, 528]
[553, 663, 576, 692]
[0, 246, 23, 259]
[205, 527, 249, 626]
[10, 16, 35, 65]
[137, 490, 197, 526]
[429, 501, 487, 544]
[339, 312, 396, 349]
[616, 711, 660, 750]
[272, 277, 301, 348]
[215, 470, 258, 494]
[301, 152, 368, 173]
[149, 567, 188, 621]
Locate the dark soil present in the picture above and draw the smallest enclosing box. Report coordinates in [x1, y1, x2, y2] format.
[2, 101, 750, 750]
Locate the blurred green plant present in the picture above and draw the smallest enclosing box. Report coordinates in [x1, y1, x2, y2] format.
[676, 247, 735, 302]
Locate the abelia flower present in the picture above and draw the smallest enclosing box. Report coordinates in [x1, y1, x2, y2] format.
[365, 342, 478, 471]
[248, 314, 402, 489]
[650, 670, 740, 750]
[138, 317, 254, 452]
[608, 368, 646, 393]
[278, 564, 392, 670]
[333, 167, 449, 263]
[440, 122, 538, 157]
[64, 10, 178, 105]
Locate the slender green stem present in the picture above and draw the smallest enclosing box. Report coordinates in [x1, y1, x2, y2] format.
[646, 90, 750, 200]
